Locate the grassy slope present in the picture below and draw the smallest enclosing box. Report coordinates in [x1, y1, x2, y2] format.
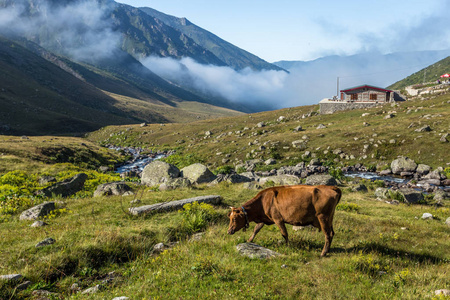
[87, 92, 450, 170]
[0, 92, 449, 299]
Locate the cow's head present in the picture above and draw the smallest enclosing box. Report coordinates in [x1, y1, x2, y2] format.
[227, 206, 248, 234]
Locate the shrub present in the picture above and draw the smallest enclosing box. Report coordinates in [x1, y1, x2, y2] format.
[352, 251, 390, 277]
[162, 153, 203, 169]
[178, 202, 220, 234]
[329, 167, 344, 180]
[214, 165, 234, 175]
[336, 202, 360, 212]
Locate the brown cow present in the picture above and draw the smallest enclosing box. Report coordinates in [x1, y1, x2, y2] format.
[227, 185, 341, 257]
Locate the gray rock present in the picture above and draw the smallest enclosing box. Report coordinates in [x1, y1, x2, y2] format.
[181, 163, 216, 184]
[434, 190, 449, 201]
[264, 158, 277, 165]
[445, 217, 450, 227]
[112, 297, 130, 300]
[435, 289, 450, 296]
[35, 237, 55, 248]
[40, 173, 88, 197]
[242, 182, 263, 190]
[159, 178, 191, 190]
[374, 187, 390, 199]
[422, 213, 433, 220]
[379, 169, 392, 175]
[0, 274, 23, 281]
[308, 158, 321, 166]
[292, 140, 307, 150]
[424, 170, 445, 180]
[293, 125, 303, 132]
[259, 175, 302, 186]
[236, 243, 281, 259]
[256, 122, 266, 128]
[98, 166, 109, 173]
[398, 188, 424, 204]
[129, 195, 222, 216]
[81, 284, 103, 295]
[416, 164, 431, 175]
[440, 133, 449, 143]
[31, 220, 48, 227]
[20, 202, 55, 221]
[352, 184, 368, 192]
[316, 124, 327, 129]
[305, 175, 337, 186]
[391, 157, 417, 175]
[16, 280, 32, 291]
[93, 182, 132, 197]
[415, 125, 432, 132]
[141, 161, 180, 187]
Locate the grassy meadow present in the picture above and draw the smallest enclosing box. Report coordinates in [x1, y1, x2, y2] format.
[0, 91, 449, 299]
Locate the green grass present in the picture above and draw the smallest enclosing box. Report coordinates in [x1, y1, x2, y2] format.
[0, 184, 449, 299]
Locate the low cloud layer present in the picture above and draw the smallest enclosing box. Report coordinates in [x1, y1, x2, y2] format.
[0, 0, 120, 62]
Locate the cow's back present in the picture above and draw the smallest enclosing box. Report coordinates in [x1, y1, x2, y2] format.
[261, 185, 340, 226]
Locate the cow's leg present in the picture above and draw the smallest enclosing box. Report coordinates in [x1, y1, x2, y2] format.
[248, 223, 264, 242]
[317, 214, 333, 257]
[274, 221, 289, 245]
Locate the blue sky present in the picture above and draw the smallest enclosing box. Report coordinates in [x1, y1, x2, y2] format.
[115, 0, 450, 62]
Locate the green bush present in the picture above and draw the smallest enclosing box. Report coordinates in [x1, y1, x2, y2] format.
[329, 167, 344, 180]
[336, 202, 360, 212]
[162, 153, 203, 169]
[214, 165, 234, 175]
[178, 202, 220, 234]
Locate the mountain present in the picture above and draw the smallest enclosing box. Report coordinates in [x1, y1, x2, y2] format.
[388, 56, 450, 90]
[138, 7, 284, 72]
[273, 50, 449, 102]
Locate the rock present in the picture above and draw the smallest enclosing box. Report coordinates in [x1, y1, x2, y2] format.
[259, 175, 302, 186]
[440, 133, 449, 143]
[434, 190, 448, 201]
[416, 164, 431, 175]
[129, 195, 222, 216]
[189, 232, 204, 242]
[391, 157, 417, 175]
[305, 175, 337, 186]
[415, 125, 432, 132]
[205, 131, 213, 137]
[159, 178, 191, 190]
[422, 213, 433, 220]
[293, 125, 303, 132]
[400, 171, 414, 177]
[141, 161, 180, 187]
[308, 158, 321, 166]
[82, 284, 103, 295]
[112, 297, 130, 300]
[277, 116, 286, 122]
[31, 220, 48, 227]
[38, 176, 56, 185]
[374, 187, 389, 199]
[316, 124, 326, 129]
[35, 237, 55, 248]
[98, 166, 109, 173]
[424, 170, 445, 180]
[181, 163, 216, 184]
[352, 184, 368, 192]
[398, 188, 424, 204]
[93, 182, 132, 197]
[264, 158, 277, 165]
[20, 202, 55, 221]
[0, 274, 23, 281]
[291, 140, 307, 150]
[242, 182, 263, 190]
[445, 217, 450, 227]
[379, 169, 392, 175]
[434, 289, 450, 296]
[384, 114, 395, 119]
[40, 173, 88, 197]
[236, 243, 281, 259]
[256, 122, 265, 128]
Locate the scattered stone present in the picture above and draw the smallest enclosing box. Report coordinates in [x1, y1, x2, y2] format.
[81, 284, 103, 295]
[39, 176, 56, 185]
[277, 116, 286, 122]
[141, 161, 180, 187]
[94, 182, 132, 197]
[445, 217, 450, 227]
[0, 274, 23, 281]
[391, 157, 417, 175]
[112, 297, 130, 300]
[140, 122, 147, 127]
[293, 125, 303, 132]
[32, 290, 58, 297]
[434, 190, 449, 201]
[242, 182, 263, 190]
[181, 163, 216, 184]
[434, 289, 450, 296]
[189, 232, 204, 242]
[291, 140, 307, 149]
[384, 114, 395, 119]
[379, 169, 392, 175]
[305, 174, 337, 186]
[129, 195, 222, 216]
[31, 220, 48, 227]
[398, 188, 424, 204]
[416, 164, 431, 175]
[415, 125, 432, 132]
[21, 136, 30, 140]
[264, 158, 277, 165]
[401, 227, 408, 230]
[422, 213, 433, 220]
[20, 202, 55, 221]
[316, 124, 326, 129]
[35, 237, 56, 248]
[259, 175, 302, 186]
[256, 122, 265, 128]
[40, 173, 88, 197]
[236, 243, 281, 259]
[352, 184, 368, 192]
[374, 188, 389, 199]
[159, 178, 191, 191]
[98, 166, 109, 173]
[440, 133, 449, 143]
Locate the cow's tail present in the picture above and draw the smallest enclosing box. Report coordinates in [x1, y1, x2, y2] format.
[335, 186, 342, 205]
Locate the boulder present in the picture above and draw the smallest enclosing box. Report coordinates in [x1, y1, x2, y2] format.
[141, 161, 180, 187]
[292, 140, 307, 150]
[424, 170, 445, 180]
[20, 202, 55, 221]
[374, 187, 389, 199]
[415, 125, 432, 132]
[129, 195, 222, 216]
[379, 169, 392, 176]
[236, 243, 281, 259]
[259, 175, 302, 186]
[416, 164, 431, 175]
[264, 158, 277, 165]
[181, 163, 216, 184]
[0, 274, 23, 281]
[391, 157, 417, 175]
[434, 190, 449, 201]
[159, 178, 191, 190]
[35, 237, 56, 248]
[305, 175, 337, 186]
[40, 173, 88, 197]
[398, 188, 424, 204]
[421, 213, 433, 220]
[93, 182, 132, 197]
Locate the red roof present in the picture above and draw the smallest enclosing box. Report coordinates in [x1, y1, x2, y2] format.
[341, 84, 393, 93]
